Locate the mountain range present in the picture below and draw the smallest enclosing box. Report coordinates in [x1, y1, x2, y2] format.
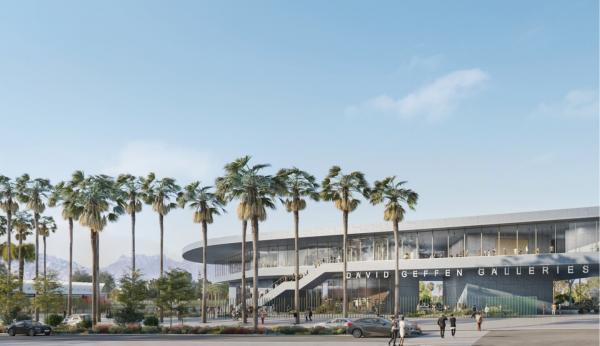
[12, 254, 198, 281]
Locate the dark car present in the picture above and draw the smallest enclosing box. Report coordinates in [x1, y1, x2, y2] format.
[346, 318, 422, 338]
[7, 320, 52, 336]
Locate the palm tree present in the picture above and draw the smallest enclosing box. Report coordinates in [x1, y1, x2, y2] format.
[276, 168, 319, 324]
[12, 211, 34, 290]
[0, 175, 20, 280]
[38, 216, 57, 281]
[216, 156, 282, 330]
[216, 159, 249, 324]
[76, 174, 123, 326]
[116, 174, 145, 274]
[16, 174, 52, 321]
[370, 176, 418, 317]
[141, 173, 180, 277]
[48, 172, 84, 315]
[177, 181, 225, 323]
[320, 166, 370, 318]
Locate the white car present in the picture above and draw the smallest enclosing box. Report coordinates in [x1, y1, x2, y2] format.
[317, 318, 352, 328]
[63, 314, 91, 326]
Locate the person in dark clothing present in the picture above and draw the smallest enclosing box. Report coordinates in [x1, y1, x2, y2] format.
[308, 308, 313, 321]
[449, 314, 457, 337]
[437, 314, 448, 338]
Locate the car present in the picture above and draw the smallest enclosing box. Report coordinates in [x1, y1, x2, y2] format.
[345, 318, 422, 338]
[63, 313, 91, 326]
[316, 317, 352, 329]
[7, 320, 52, 336]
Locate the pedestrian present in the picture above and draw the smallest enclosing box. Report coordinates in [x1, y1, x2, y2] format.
[388, 315, 399, 346]
[551, 302, 557, 315]
[304, 310, 308, 321]
[260, 308, 267, 325]
[398, 316, 406, 346]
[484, 305, 489, 316]
[308, 308, 313, 321]
[437, 314, 448, 338]
[450, 314, 456, 337]
[475, 311, 483, 331]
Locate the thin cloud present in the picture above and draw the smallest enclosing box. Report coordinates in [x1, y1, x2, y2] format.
[347, 68, 489, 121]
[103, 140, 215, 183]
[534, 89, 598, 118]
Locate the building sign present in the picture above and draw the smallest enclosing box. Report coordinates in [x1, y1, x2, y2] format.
[347, 264, 590, 279]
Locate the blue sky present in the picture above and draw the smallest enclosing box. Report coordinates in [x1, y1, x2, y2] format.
[0, 1, 598, 268]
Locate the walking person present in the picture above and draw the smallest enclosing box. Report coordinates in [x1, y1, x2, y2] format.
[260, 308, 267, 325]
[475, 311, 483, 331]
[398, 316, 406, 346]
[450, 314, 457, 337]
[551, 302, 557, 315]
[437, 314, 448, 338]
[388, 315, 399, 346]
[308, 308, 313, 321]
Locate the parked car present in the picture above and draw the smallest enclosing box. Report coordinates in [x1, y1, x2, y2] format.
[345, 318, 422, 338]
[316, 318, 352, 329]
[63, 314, 91, 326]
[7, 320, 52, 336]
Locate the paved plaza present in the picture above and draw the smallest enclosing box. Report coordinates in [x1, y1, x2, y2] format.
[1, 315, 597, 346]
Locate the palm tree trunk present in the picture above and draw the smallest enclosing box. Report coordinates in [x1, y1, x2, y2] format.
[96, 232, 101, 322]
[251, 217, 259, 330]
[33, 212, 40, 322]
[159, 213, 164, 323]
[6, 208, 12, 279]
[68, 218, 73, 316]
[91, 230, 97, 326]
[342, 210, 348, 318]
[131, 211, 136, 273]
[294, 210, 300, 324]
[201, 220, 208, 324]
[18, 236, 23, 291]
[43, 236, 47, 281]
[159, 214, 164, 276]
[393, 220, 400, 317]
[241, 219, 247, 324]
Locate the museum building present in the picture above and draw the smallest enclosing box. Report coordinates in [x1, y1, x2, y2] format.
[182, 207, 599, 314]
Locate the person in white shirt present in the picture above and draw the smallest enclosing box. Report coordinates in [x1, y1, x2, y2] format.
[398, 316, 406, 346]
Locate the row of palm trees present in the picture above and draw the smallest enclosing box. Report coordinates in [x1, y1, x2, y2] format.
[0, 156, 418, 330]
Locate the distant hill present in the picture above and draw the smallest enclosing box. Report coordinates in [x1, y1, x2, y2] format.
[16, 254, 198, 281]
[101, 254, 198, 281]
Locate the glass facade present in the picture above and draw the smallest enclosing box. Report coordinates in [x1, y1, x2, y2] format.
[210, 219, 600, 280]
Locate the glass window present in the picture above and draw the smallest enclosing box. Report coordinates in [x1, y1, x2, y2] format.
[360, 237, 374, 261]
[465, 228, 482, 257]
[481, 227, 498, 256]
[402, 232, 417, 259]
[536, 223, 554, 254]
[418, 231, 432, 259]
[448, 229, 464, 257]
[374, 236, 388, 260]
[387, 234, 396, 260]
[347, 238, 361, 262]
[499, 225, 517, 255]
[555, 222, 567, 253]
[517, 224, 534, 255]
[432, 230, 448, 258]
[569, 220, 600, 252]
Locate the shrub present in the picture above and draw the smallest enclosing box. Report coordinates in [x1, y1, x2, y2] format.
[271, 325, 308, 335]
[93, 323, 112, 334]
[78, 319, 92, 329]
[309, 326, 331, 335]
[141, 326, 161, 334]
[45, 314, 64, 327]
[143, 315, 159, 327]
[114, 307, 144, 325]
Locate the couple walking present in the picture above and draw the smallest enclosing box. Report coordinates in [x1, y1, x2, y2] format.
[437, 314, 457, 338]
[388, 315, 406, 346]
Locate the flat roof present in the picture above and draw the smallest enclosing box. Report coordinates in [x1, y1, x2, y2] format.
[182, 206, 599, 263]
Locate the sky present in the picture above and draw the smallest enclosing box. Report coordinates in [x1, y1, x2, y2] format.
[0, 1, 598, 269]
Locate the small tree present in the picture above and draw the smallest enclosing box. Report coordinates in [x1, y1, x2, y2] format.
[33, 271, 63, 319]
[114, 270, 147, 325]
[154, 269, 194, 327]
[0, 273, 29, 324]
